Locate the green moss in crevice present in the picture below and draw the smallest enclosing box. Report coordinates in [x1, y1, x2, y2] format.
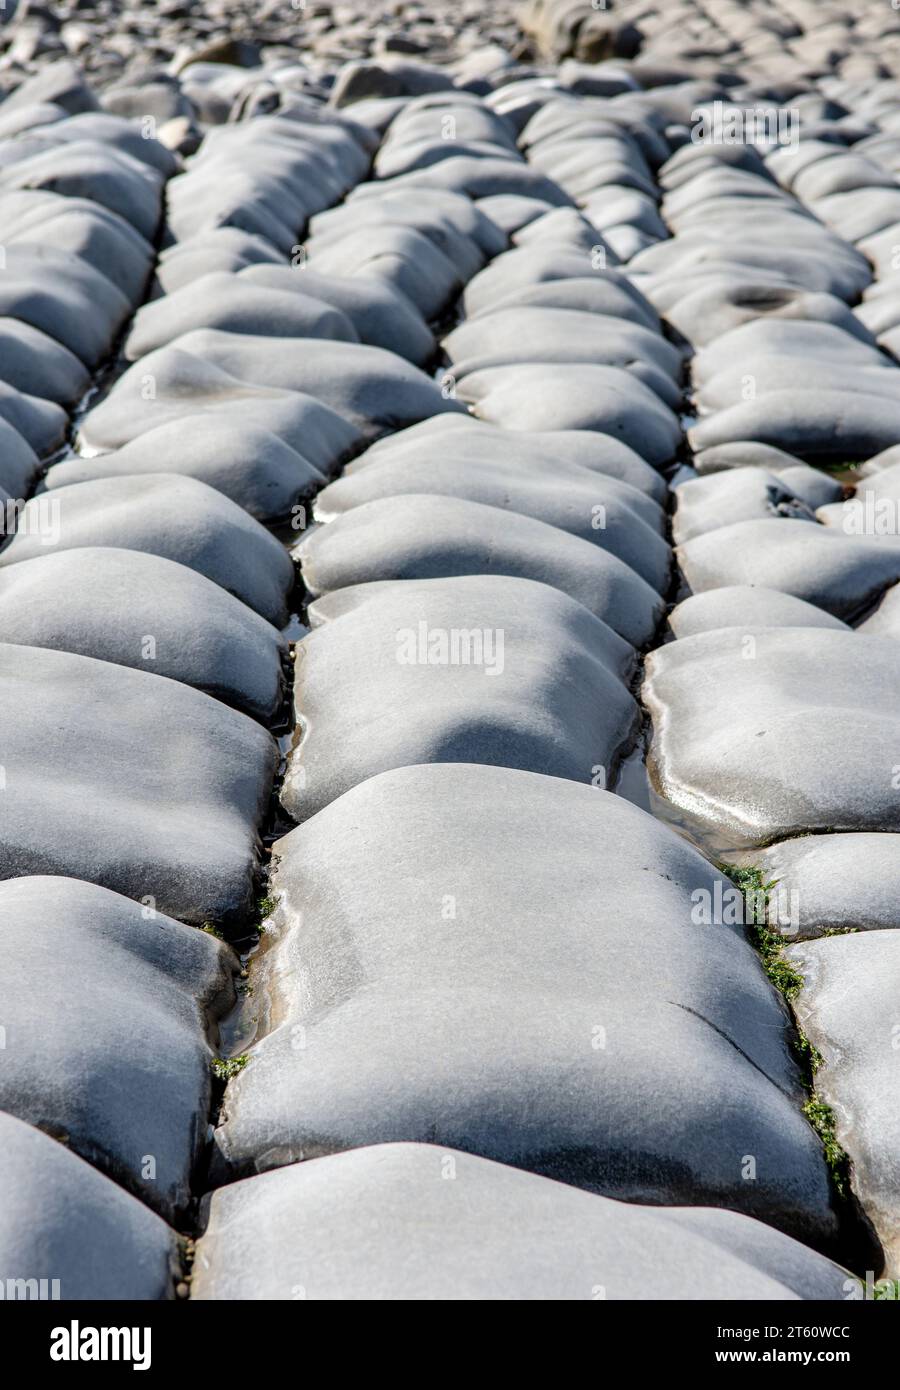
[803, 1097, 850, 1199]
[720, 862, 852, 1203]
[211, 1054, 249, 1082]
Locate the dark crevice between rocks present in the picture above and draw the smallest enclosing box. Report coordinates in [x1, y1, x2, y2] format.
[719, 865, 883, 1276]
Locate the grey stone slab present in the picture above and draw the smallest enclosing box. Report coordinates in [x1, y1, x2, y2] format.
[237, 265, 435, 367]
[0, 1111, 176, 1301]
[0, 642, 276, 923]
[0, 547, 285, 720]
[281, 576, 639, 820]
[460, 362, 681, 465]
[21, 111, 179, 176]
[758, 834, 900, 939]
[691, 320, 885, 390]
[669, 587, 850, 640]
[695, 359, 900, 414]
[316, 441, 671, 590]
[444, 306, 682, 383]
[347, 154, 572, 206]
[678, 518, 900, 620]
[0, 60, 99, 117]
[306, 189, 490, 278]
[644, 627, 900, 850]
[0, 189, 154, 301]
[0, 244, 132, 368]
[0, 140, 163, 241]
[0, 413, 41, 499]
[215, 762, 835, 1248]
[672, 469, 815, 546]
[350, 414, 668, 501]
[316, 184, 507, 263]
[194, 1142, 852, 1301]
[0, 315, 90, 406]
[689, 388, 900, 464]
[788, 932, 900, 1278]
[137, 332, 464, 440]
[298, 495, 664, 647]
[155, 228, 283, 294]
[462, 244, 614, 318]
[468, 272, 663, 332]
[0, 474, 295, 627]
[77, 348, 363, 467]
[44, 415, 328, 524]
[125, 273, 359, 360]
[306, 222, 464, 320]
[0, 380, 67, 457]
[774, 464, 845, 511]
[0, 875, 237, 1220]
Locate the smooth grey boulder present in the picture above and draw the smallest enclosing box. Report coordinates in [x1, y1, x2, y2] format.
[694, 358, 900, 413]
[470, 272, 662, 332]
[668, 283, 875, 351]
[78, 349, 363, 467]
[462, 244, 614, 318]
[0, 414, 41, 499]
[0, 189, 154, 301]
[0, 1111, 176, 1301]
[0, 475, 295, 628]
[348, 154, 572, 207]
[672, 469, 815, 546]
[330, 56, 455, 105]
[678, 519, 900, 620]
[788, 932, 900, 1279]
[774, 464, 845, 511]
[306, 222, 465, 320]
[0, 60, 99, 117]
[20, 111, 178, 177]
[142, 332, 464, 439]
[281, 577, 639, 820]
[0, 315, 90, 405]
[315, 184, 507, 265]
[44, 415, 327, 524]
[462, 363, 681, 465]
[689, 389, 900, 464]
[669, 587, 850, 640]
[237, 265, 435, 367]
[316, 446, 670, 591]
[644, 627, 900, 850]
[352, 414, 668, 500]
[757, 834, 900, 939]
[155, 227, 283, 294]
[298, 495, 664, 647]
[0, 548, 285, 721]
[194, 1142, 852, 1301]
[0, 642, 275, 922]
[0, 380, 67, 457]
[0, 140, 163, 241]
[0, 876, 237, 1220]
[124, 273, 359, 360]
[691, 321, 885, 389]
[443, 307, 682, 383]
[0, 244, 133, 366]
[215, 763, 835, 1249]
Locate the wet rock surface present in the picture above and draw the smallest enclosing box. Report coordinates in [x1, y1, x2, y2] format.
[2, 0, 900, 1303]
